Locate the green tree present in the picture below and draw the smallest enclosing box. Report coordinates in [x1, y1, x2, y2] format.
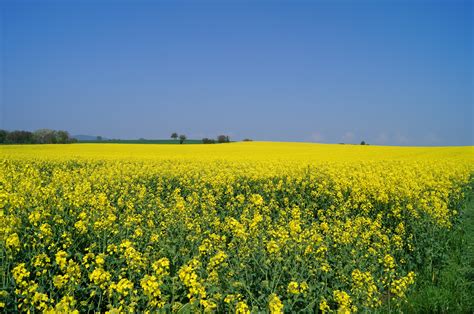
[0, 129, 8, 143]
[171, 133, 178, 140]
[202, 138, 216, 144]
[6, 130, 34, 144]
[217, 135, 230, 143]
[179, 134, 186, 144]
[33, 129, 55, 144]
[55, 130, 71, 143]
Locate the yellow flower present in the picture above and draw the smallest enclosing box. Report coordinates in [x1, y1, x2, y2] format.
[95, 254, 106, 266]
[6, 233, 20, 251]
[287, 281, 299, 294]
[74, 220, 87, 234]
[266, 240, 280, 254]
[319, 299, 330, 312]
[390, 272, 416, 298]
[383, 254, 396, 270]
[89, 267, 111, 289]
[53, 275, 68, 289]
[39, 223, 53, 238]
[152, 257, 170, 276]
[208, 251, 228, 269]
[45, 295, 78, 314]
[268, 294, 284, 314]
[55, 251, 68, 270]
[333, 290, 353, 313]
[236, 301, 250, 314]
[1, 141, 472, 312]
[110, 278, 134, 296]
[12, 263, 30, 288]
[200, 299, 217, 311]
[300, 282, 309, 293]
[249, 194, 264, 206]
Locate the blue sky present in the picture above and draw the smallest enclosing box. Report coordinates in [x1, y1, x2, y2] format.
[1, 0, 472, 145]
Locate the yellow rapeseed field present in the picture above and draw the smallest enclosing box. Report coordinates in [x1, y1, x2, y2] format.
[1, 142, 473, 313]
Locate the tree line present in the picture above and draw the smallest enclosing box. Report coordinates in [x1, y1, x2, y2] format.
[0, 129, 76, 144]
[171, 132, 233, 144]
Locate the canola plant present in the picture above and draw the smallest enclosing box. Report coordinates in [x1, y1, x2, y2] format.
[1, 142, 473, 313]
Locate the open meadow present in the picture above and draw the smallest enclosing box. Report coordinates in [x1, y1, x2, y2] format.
[1, 142, 473, 313]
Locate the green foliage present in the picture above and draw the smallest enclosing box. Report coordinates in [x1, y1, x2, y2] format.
[0, 129, 74, 144]
[202, 138, 216, 144]
[385, 182, 474, 313]
[0, 129, 8, 143]
[217, 135, 230, 143]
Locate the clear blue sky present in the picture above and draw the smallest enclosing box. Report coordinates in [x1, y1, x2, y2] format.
[1, 0, 472, 145]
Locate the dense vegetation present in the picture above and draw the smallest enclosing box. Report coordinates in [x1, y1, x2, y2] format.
[1, 143, 472, 313]
[0, 129, 76, 144]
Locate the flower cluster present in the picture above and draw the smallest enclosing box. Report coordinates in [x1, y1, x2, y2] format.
[0, 142, 472, 312]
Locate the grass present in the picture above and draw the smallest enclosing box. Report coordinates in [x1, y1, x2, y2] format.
[398, 182, 474, 313]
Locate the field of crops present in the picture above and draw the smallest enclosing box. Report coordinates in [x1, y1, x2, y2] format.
[1, 142, 473, 313]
